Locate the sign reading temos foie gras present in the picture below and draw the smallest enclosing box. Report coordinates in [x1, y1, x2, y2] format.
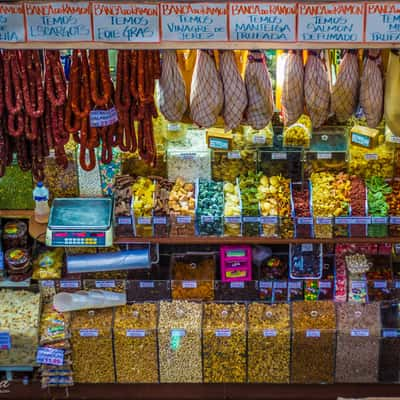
[298, 2, 364, 43]
[93, 2, 160, 43]
[366, 2, 400, 42]
[229, 3, 296, 42]
[25, 2, 92, 42]
[0, 3, 25, 42]
[161, 3, 228, 41]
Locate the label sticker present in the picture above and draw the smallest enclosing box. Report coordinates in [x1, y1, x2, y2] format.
[209, 137, 230, 150]
[201, 216, 214, 223]
[306, 329, 320, 338]
[215, 329, 231, 337]
[182, 280, 197, 288]
[373, 280, 387, 289]
[366, 2, 400, 43]
[316, 217, 332, 224]
[272, 152, 287, 160]
[383, 329, 399, 338]
[253, 135, 266, 144]
[263, 329, 277, 337]
[178, 152, 196, 160]
[36, 347, 64, 366]
[90, 107, 118, 127]
[60, 280, 80, 289]
[260, 216, 278, 224]
[225, 216, 241, 224]
[95, 280, 115, 288]
[317, 152, 332, 160]
[126, 329, 146, 337]
[365, 153, 378, 160]
[117, 216, 132, 225]
[0, 332, 11, 350]
[227, 151, 241, 159]
[153, 216, 167, 225]
[351, 329, 369, 337]
[243, 216, 259, 223]
[137, 217, 152, 225]
[301, 243, 313, 252]
[0, 3, 26, 42]
[176, 216, 192, 224]
[139, 281, 155, 289]
[79, 329, 99, 337]
[230, 281, 244, 289]
[297, 217, 313, 225]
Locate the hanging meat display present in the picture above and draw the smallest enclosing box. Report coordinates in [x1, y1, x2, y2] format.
[384, 50, 400, 136]
[158, 50, 187, 122]
[244, 50, 274, 130]
[190, 50, 224, 128]
[331, 50, 359, 123]
[219, 50, 247, 131]
[304, 51, 330, 128]
[281, 50, 304, 126]
[360, 49, 384, 129]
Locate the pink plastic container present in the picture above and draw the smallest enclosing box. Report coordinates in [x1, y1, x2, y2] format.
[220, 245, 252, 282]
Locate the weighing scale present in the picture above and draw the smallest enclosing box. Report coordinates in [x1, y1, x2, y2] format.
[46, 198, 113, 247]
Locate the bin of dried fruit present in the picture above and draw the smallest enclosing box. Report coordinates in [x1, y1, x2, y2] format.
[114, 175, 135, 237]
[0, 289, 40, 366]
[196, 180, 224, 236]
[240, 172, 261, 237]
[203, 303, 246, 383]
[170, 252, 215, 301]
[71, 309, 114, 383]
[282, 114, 312, 148]
[132, 177, 155, 238]
[366, 176, 391, 238]
[215, 280, 258, 301]
[291, 301, 336, 384]
[83, 279, 126, 293]
[121, 148, 167, 179]
[243, 123, 274, 147]
[223, 181, 242, 236]
[114, 304, 158, 383]
[158, 301, 202, 383]
[248, 303, 290, 383]
[292, 182, 313, 238]
[387, 180, 400, 237]
[349, 176, 368, 237]
[153, 178, 173, 238]
[335, 303, 380, 383]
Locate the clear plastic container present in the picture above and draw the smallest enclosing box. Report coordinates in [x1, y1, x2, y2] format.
[214, 281, 258, 301]
[292, 182, 313, 239]
[223, 181, 242, 237]
[282, 115, 312, 148]
[121, 147, 167, 179]
[243, 123, 274, 148]
[203, 303, 247, 383]
[131, 177, 155, 238]
[289, 244, 323, 280]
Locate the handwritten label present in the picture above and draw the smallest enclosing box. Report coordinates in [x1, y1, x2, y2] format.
[126, 329, 146, 337]
[229, 2, 296, 42]
[317, 152, 332, 160]
[0, 4, 25, 42]
[153, 216, 167, 225]
[298, 2, 364, 42]
[366, 3, 400, 42]
[95, 280, 115, 288]
[93, 2, 159, 43]
[90, 107, 118, 128]
[161, 3, 228, 41]
[139, 281, 154, 289]
[215, 328, 231, 337]
[25, 2, 92, 42]
[306, 329, 320, 338]
[230, 281, 244, 289]
[263, 329, 277, 337]
[209, 137, 230, 150]
[351, 329, 369, 337]
[79, 329, 98, 337]
[272, 152, 287, 160]
[36, 347, 64, 366]
[60, 280, 80, 289]
[182, 280, 197, 288]
[0, 332, 11, 350]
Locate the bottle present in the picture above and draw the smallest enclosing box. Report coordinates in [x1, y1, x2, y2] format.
[33, 182, 50, 224]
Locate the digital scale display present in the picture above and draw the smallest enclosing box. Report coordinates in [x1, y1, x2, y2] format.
[52, 231, 106, 246]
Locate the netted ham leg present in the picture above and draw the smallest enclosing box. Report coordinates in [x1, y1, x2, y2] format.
[331, 50, 359, 123]
[304, 51, 330, 128]
[190, 50, 223, 128]
[219, 50, 247, 131]
[158, 50, 187, 122]
[281, 50, 304, 126]
[244, 51, 274, 130]
[360, 50, 383, 128]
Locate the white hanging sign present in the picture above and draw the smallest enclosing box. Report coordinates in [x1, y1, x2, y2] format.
[366, 2, 400, 42]
[0, 3, 25, 42]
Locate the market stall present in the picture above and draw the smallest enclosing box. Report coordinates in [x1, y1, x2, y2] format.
[1, 1, 400, 399]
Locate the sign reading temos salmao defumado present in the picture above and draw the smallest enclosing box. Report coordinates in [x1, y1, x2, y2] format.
[229, 3, 297, 42]
[366, 2, 400, 42]
[161, 3, 228, 41]
[298, 2, 364, 43]
[25, 2, 92, 42]
[93, 2, 160, 43]
[0, 3, 25, 42]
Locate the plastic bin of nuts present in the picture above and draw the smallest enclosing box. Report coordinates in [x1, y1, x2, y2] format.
[170, 252, 215, 301]
[158, 301, 203, 383]
[71, 309, 115, 383]
[291, 301, 336, 384]
[335, 302, 381, 383]
[114, 304, 158, 383]
[203, 303, 247, 383]
[247, 303, 290, 383]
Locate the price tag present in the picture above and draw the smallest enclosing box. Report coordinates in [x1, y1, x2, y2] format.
[161, 2, 228, 41]
[298, 2, 364, 43]
[201, 216, 214, 223]
[137, 217, 152, 225]
[95, 280, 115, 288]
[371, 217, 388, 224]
[252, 135, 266, 145]
[178, 152, 195, 160]
[93, 2, 160, 43]
[215, 329, 231, 337]
[126, 329, 146, 337]
[41, 280, 55, 288]
[182, 280, 197, 289]
[351, 329, 369, 337]
[319, 281, 332, 289]
[117, 216, 132, 225]
[373, 280, 387, 289]
[259, 281, 273, 289]
[365, 153, 378, 160]
[383, 329, 399, 338]
[263, 329, 277, 337]
[0, 3, 25, 42]
[366, 3, 400, 42]
[153, 216, 167, 225]
[36, 347, 64, 366]
[79, 329, 99, 337]
[90, 107, 118, 127]
[288, 281, 302, 289]
[273, 281, 287, 289]
[260, 216, 278, 224]
[272, 152, 287, 160]
[396, 280, 400, 289]
[0, 332, 11, 350]
[25, 2, 92, 42]
[170, 329, 186, 337]
[229, 2, 296, 42]
[306, 329, 320, 338]
[317, 152, 332, 160]
[389, 135, 400, 144]
[230, 281, 244, 289]
[351, 217, 371, 224]
[390, 216, 400, 225]
[352, 280, 367, 289]
[176, 216, 192, 224]
[316, 217, 332, 224]
[301, 243, 313, 252]
[243, 216, 259, 223]
[227, 151, 241, 159]
[60, 280, 80, 289]
[225, 216, 241, 224]
[168, 123, 180, 132]
[297, 217, 313, 225]
[335, 217, 352, 224]
[139, 281, 155, 289]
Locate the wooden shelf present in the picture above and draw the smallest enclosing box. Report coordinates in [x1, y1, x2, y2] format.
[115, 236, 400, 245]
